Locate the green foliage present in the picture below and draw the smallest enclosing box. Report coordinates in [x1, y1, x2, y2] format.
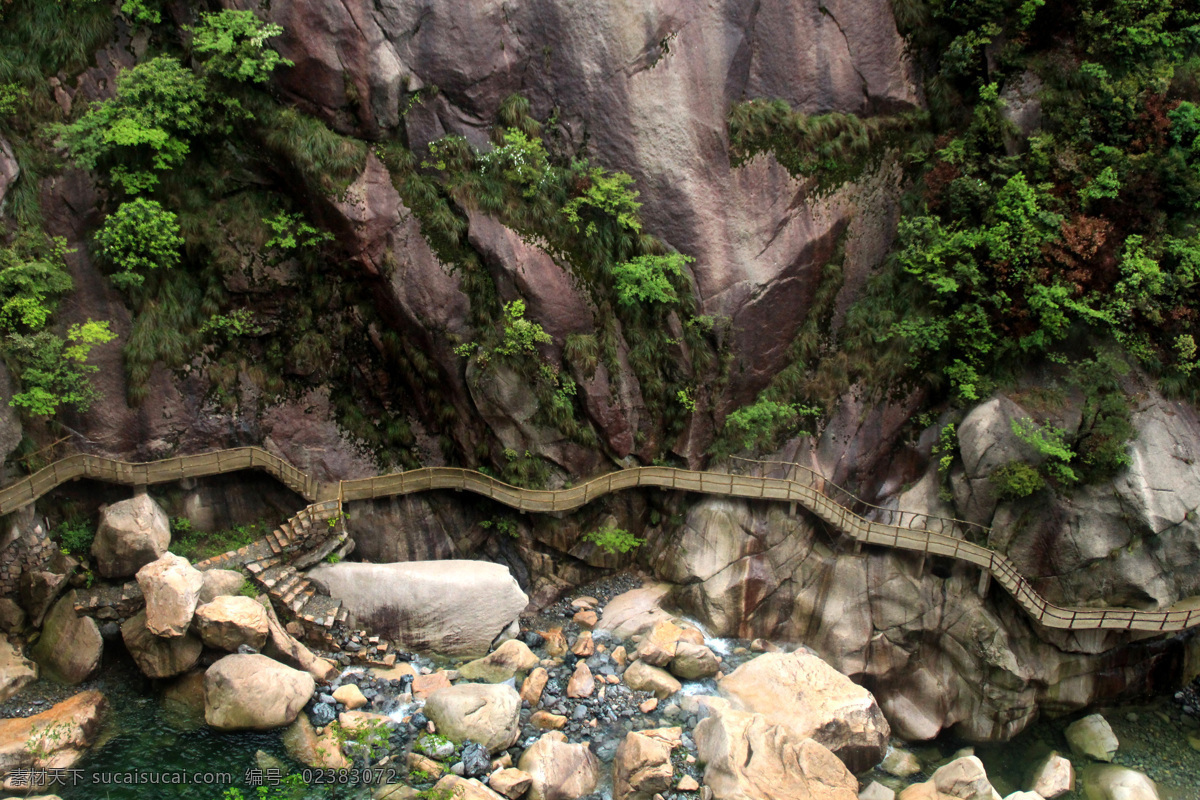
[330, 717, 393, 765]
[562, 165, 642, 237]
[728, 99, 926, 194]
[54, 516, 94, 555]
[189, 10, 292, 84]
[990, 460, 1046, 500]
[121, 0, 161, 25]
[237, 580, 259, 598]
[1011, 417, 1080, 486]
[58, 56, 209, 193]
[582, 525, 645, 555]
[8, 321, 116, 415]
[495, 299, 551, 358]
[480, 516, 519, 538]
[170, 516, 193, 536]
[477, 127, 550, 196]
[611, 253, 692, 306]
[94, 198, 183, 290]
[169, 520, 268, 561]
[723, 398, 820, 452]
[1071, 353, 1136, 480]
[201, 309, 262, 341]
[263, 211, 333, 251]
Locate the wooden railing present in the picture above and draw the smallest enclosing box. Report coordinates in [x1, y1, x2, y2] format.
[6, 447, 1200, 633]
[0, 447, 316, 514]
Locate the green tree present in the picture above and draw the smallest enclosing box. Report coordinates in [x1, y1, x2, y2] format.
[583, 525, 645, 555]
[189, 10, 292, 84]
[94, 198, 184, 290]
[495, 299, 551, 357]
[57, 56, 208, 193]
[611, 253, 692, 306]
[8, 321, 116, 416]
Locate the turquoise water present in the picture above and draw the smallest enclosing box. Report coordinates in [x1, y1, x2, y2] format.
[47, 661, 371, 800]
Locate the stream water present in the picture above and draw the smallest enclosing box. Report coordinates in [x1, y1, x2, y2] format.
[24, 649, 1197, 800]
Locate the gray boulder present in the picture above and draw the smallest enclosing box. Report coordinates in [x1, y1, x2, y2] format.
[30, 592, 102, 684]
[307, 560, 528, 657]
[121, 610, 202, 679]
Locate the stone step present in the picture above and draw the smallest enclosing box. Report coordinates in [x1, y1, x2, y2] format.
[245, 553, 282, 575]
[270, 568, 300, 596]
[298, 595, 342, 629]
[257, 564, 293, 590]
[290, 532, 347, 572]
[277, 573, 305, 604]
[289, 585, 316, 613]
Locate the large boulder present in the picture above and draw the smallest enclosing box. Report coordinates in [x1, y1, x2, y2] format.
[613, 730, 673, 800]
[517, 731, 601, 800]
[694, 700, 858, 800]
[596, 584, 674, 639]
[930, 756, 1002, 800]
[30, 592, 102, 684]
[423, 683, 521, 753]
[1028, 751, 1074, 799]
[307, 560, 528, 657]
[137, 553, 203, 638]
[1066, 714, 1119, 762]
[457, 639, 539, 683]
[0, 636, 36, 702]
[91, 495, 170, 579]
[717, 651, 889, 772]
[624, 659, 682, 700]
[204, 653, 315, 730]
[194, 596, 269, 652]
[0, 691, 106, 781]
[121, 611, 202, 679]
[1080, 765, 1159, 800]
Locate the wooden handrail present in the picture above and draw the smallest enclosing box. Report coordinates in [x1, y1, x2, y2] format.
[6, 447, 1200, 633]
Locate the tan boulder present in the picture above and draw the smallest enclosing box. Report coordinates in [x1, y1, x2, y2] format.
[521, 667, 549, 705]
[1080, 765, 1159, 800]
[861, 782, 897, 800]
[161, 670, 207, 726]
[406, 751, 444, 779]
[121, 610, 202, 679]
[881, 747, 922, 778]
[30, 592, 101, 685]
[518, 731, 601, 800]
[194, 596, 269, 652]
[431, 775, 506, 800]
[567, 661, 595, 698]
[412, 671, 453, 699]
[613, 730, 673, 800]
[423, 683, 521, 753]
[199, 569, 248, 603]
[670, 642, 719, 680]
[694, 702, 857, 800]
[333, 683, 368, 710]
[611, 645, 628, 667]
[531, 710, 567, 729]
[596, 584, 674, 639]
[539, 628, 568, 657]
[458, 639, 539, 683]
[204, 653, 315, 730]
[283, 714, 350, 769]
[929, 756, 1002, 800]
[1066, 714, 1119, 763]
[372, 662, 418, 681]
[137, 553, 204, 638]
[635, 620, 703, 667]
[717, 651, 889, 772]
[571, 631, 595, 657]
[91, 494, 170, 578]
[1028, 751, 1073, 799]
[624, 659, 681, 699]
[0, 691, 106, 782]
[490, 768, 533, 799]
[0, 635, 34, 704]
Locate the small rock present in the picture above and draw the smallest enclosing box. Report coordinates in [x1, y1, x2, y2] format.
[530, 710, 567, 730]
[489, 768, 532, 799]
[677, 775, 700, 792]
[571, 632, 595, 657]
[567, 662, 595, 699]
[1028, 751, 1074, 799]
[332, 684, 368, 710]
[639, 698, 659, 714]
[521, 667, 549, 706]
[573, 610, 599, 628]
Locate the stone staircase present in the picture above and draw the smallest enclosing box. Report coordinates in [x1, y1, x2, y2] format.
[76, 499, 374, 653]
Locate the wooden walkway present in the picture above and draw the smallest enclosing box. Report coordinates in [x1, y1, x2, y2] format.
[9, 446, 1200, 634]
